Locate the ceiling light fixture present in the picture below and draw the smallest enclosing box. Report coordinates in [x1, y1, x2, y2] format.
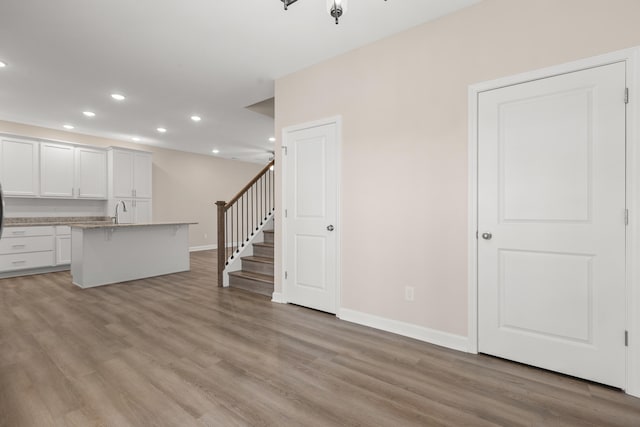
[132, 137, 141, 142]
[0, 61, 6, 68]
[269, 137, 276, 142]
[63, 124, 74, 130]
[83, 111, 96, 117]
[157, 127, 167, 133]
[281, 0, 386, 25]
[212, 149, 220, 154]
[191, 115, 201, 122]
[111, 93, 125, 101]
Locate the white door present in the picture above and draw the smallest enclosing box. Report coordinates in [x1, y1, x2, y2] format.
[133, 152, 153, 198]
[76, 147, 107, 199]
[0, 138, 39, 197]
[112, 150, 134, 198]
[284, 122, 339, 314]
[133, 199, 152, 223]
[478, 62, 626, 387]
[40, 143, 75, 198]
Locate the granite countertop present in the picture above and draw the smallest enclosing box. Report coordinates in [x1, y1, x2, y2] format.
[4, 216, 113, 227]
[71, 221, 198, 229]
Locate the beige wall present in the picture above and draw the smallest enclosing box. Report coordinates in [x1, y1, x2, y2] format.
[0, 120, 263, 248]
[274, 0, 640, 337]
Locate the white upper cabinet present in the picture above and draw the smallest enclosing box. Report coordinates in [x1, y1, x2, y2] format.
[75, 147, 107, 199]
[133, 152, 152, 198]
[109, 148, 152, 199]
[0, 138, 39, 197]
[40, 143, 108, 199]
[111, 149, 134, 198]
[40, 142, 75, 197]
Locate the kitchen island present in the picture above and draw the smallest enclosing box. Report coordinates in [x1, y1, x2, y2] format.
[70, 222, 196, 288]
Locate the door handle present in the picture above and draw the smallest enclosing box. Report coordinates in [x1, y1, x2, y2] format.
[327, 225, 335, 232]
[481, 232, 492, 240]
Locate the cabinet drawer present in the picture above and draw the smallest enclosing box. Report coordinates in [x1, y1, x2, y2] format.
[0, 236, 54, 255]
[3, 226, 54, 237]
[0, 251, 54, 272]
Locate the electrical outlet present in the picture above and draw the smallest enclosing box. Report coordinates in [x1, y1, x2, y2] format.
[405, 286, 414, 302]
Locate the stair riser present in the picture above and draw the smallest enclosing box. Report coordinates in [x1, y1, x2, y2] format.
[263, 231, 274, 244]
[229, 276, 274, 297]
[253, 245, 274, 258]
[241, 259, 274, 276]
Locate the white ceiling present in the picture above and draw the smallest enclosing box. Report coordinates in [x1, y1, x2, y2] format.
[0, 0, 480, 163]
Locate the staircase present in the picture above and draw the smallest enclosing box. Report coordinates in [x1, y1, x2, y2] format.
[216, 159, 275, 297]
[227, 229, 274, 296]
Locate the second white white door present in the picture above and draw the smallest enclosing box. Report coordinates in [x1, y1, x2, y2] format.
[284, 122, 339, 314]
[478, 62, 627, 388]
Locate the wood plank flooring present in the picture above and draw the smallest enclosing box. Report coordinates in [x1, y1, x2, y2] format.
[1, 250, 640, 426]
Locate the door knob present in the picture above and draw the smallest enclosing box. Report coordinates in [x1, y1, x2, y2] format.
[327, 225, 335, 231]
[482, 232, 492, 240]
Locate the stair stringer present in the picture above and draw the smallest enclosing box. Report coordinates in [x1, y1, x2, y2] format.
[223, 214, 274, 287]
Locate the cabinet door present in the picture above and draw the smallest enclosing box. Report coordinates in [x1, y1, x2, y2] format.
[112, 150, 134, 198]
[56, 235, 71, 265]
[133, 199, 152, 223]
[76, 147, 107, 199]
[133, 152, 152, 198]
[41, 143, 75, 197]
[0, 138, 39, 196]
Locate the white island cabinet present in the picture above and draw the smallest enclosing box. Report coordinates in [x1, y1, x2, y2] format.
[70, 222, 195, 288]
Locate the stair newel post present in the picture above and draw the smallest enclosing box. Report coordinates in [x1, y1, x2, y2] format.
[216, 201, 226, 287]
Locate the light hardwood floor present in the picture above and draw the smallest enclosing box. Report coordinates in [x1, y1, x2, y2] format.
[1, 250, 640, 426]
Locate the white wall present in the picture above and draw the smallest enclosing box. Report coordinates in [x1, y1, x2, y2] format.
[274, 0, 640, 337]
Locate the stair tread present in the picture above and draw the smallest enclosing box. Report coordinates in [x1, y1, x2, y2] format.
[228, 270, 274, 284]
[253, 241, 274, 248]
[242, 256, 274, 264]
[263, 229, 274, 233]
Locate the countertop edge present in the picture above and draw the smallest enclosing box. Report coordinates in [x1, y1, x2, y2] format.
[71, 222, 198, 229]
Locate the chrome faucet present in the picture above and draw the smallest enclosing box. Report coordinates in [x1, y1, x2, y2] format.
[114, 200, 127, 224]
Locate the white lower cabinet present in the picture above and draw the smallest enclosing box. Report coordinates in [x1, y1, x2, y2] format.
[0, 225, 72, 274]
[0, 226, 55, 272]
[55, 226, 71, 265]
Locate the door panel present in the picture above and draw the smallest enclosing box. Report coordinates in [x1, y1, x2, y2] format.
[478, 62, 626, 387]
[285, 123, 338, 314]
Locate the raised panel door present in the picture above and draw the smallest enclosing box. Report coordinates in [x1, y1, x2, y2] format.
[477, 62, 626, 387]
[76, 147, 107, 199]
[0, 138, 39, 197]
[40, 143, 74, 198]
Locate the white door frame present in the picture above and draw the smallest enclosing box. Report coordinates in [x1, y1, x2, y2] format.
[280, 116, 342, 313]
[468, 47, 640, 397]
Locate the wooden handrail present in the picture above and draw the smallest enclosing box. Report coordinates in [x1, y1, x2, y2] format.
[224, 160, 275, 209]
[216, 159, 275, 287]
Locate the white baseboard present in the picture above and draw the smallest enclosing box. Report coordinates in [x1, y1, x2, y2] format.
[271, 292, 286, 303]
[189, 244, 217, 252]
[338, 308, 468, 353]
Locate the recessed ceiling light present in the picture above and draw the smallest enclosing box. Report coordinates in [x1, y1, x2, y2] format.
[0, 61, 6, 68]
[157, 127, 167, 133]
[83, 111, 96, 117]
[132, 137, 141, 142]
[63, 124, 74, 130]
[269, 137, 276, 142]
[111, 93, 125, 101]
[191, 115, 201, 122]
[212, 149, 220, 154]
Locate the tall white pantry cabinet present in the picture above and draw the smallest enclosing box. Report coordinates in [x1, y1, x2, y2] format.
[107, 148, 153, 224]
